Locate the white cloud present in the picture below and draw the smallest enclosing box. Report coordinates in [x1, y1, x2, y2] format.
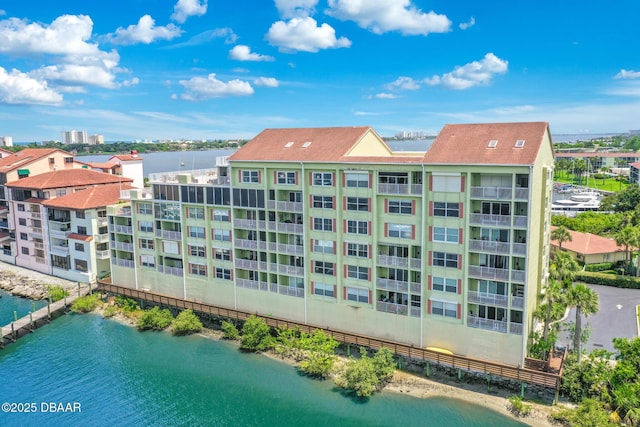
[385, 76, 420, 91]
[0, 67, 63, 105]
[275, 0, 318, 19]
[172, 0, 208, 23]
[326, 0, 451, 36]
[0, 10, 6, 16]
[179, 73, 254, 100]
[266, 17, 351, 53]
[254, 77, 279, 87]
[229, 45, 275, 62]
[614, 69, 640, 80]
[371, 93, 398, 99]
[459, 17, 475, 30]
[106, 15, 183, 45]
[122, 77, 140, 87]
[424, 53, 508, 90]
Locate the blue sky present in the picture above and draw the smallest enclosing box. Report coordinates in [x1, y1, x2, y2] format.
[1, 0, 640, 142]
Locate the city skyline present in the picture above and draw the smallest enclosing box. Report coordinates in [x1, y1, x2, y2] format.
[1, 1, 640, 141]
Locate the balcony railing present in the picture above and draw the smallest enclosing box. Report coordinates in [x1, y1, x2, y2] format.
[234, 259, 262, 270]
[234, 219, 257, 229]
[377, 183, 422, 195]
[33, 242, 44, 249]
[467, 315, 507, 333]
[376, 278, 409, 292]
[277, 264, 304, 277]
[511, 295, 524, 309]
[96, 250, 110, 259]
[376, 301, 408, 315]
[276, 222, 304, 234]
[268, 242, 304, 255]
[469, 239, 510, 255]
[470, 187, 512, 200]
[278, 285, 304, 298]
[511, 270, 526, 284]
[158, 265, 184, 276]
[114, 258, 135, 268]
[95, 233, 110, 243]
[469, 213, 511, 227]
[513, 216, 528, 228]
[410, 306, 421, 318]
[31, 212, 41, 219]
[236, 278, 269, 292]
[235, 239, 258, 250]
[155, 229, 182, 240]
[514, 188, 529, 200]
[512, 242, 527, 256]
[96, 217, 108, 227]
[468, 265, 510, 281]
[115, 225, 133, 235]
[509, 323, 524, 335]
[267, 201, 303, 212]
[467, 290, 508, 307]
[112, 241, 134, 252]
[377, 254, 409, 268]
[113, 207, 132, 217]
[410, 282, 421, 294]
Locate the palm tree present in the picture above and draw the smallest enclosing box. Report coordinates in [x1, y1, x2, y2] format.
[573, 159, 588, 185]
[551, 226, 572, 250]
[550, 250, 580, 286]
[566, 283, 599, 363]
[614, 226, 639, 275]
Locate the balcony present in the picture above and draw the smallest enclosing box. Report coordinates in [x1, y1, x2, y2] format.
[48, 225, 71, 238]
[33, 241, 44, 249]
[377, 254, 409, 268]
[469, 213, 511, 227]
[513, 216, 528, 228]
[112, 207, 132, 217]
[114, 258, 135, 268]
[267, 242, 304, 256]
[511, 295, 524, 309]
[234, 259, 267, 271]
[376, 301, 408, 315]
[96, 217, 108, 227]
[410, 282, 421, 294]
[35, 256, 46, 264]
[96, 250, 110, 259]
[470, 187, 512, 200]
[158, 265, 184, 276]
[509, 323, 524, 335]
[377, 183, 422, 195]
[30, 211, 41, 219]
[276, 222, 304, 234]
[467, 315, 507, 333]
[512, 242, 527, 256]
[155, 229, 182, 240]
[50, 243, 69, 256]
[0, 220, 8, 229]
[376, 278, 409, 293]
[236, 278, 269, 292]
[278, 285, 304, 298]
[511, 270, 526, 284]
[410, 306, 421, 318]
[267, 201, 303, 212]
[468, 265, 510, 281]
[95, 233, 109, 243]
[234, 219, 257, 229]
[115, 225, 133, 235]
[277, 264, 304, 277]
[467, 290, 508, 307]
[469, 239, 510, 255]
[235, 238, 258, 250]
[112, 241, 134, 252]
[514, 188, 529, 200]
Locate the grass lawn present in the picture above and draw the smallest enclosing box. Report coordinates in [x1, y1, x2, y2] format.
[554, 170, 628, 193]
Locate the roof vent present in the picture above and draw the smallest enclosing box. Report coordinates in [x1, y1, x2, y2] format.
[515, 139, 525, 148]
[488, 139, 498, 148]
[284, 142, 294, 148]
[302, 141, 312, 148]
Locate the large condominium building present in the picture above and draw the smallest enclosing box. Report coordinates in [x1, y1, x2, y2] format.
[108, 122, 554, 366]
[61, 130, 88, 145]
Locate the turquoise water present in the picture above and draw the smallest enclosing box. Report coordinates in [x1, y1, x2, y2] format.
[0, 290, 46, 325]
[0, 296, 524, 426]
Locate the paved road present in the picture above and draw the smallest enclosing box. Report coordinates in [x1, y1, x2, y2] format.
[559, 284, 640, 354]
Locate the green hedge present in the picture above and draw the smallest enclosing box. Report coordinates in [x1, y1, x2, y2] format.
[575, 271, 640, 289]
[583, 262, 616, 273]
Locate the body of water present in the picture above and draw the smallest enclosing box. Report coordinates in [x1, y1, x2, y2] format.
[0, 290, 46, 326]
[0, 293, 524, 427]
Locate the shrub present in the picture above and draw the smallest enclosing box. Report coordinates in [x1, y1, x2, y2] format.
[114, 295, 139, 312]
[138, 306, 174, 331]
[334, 347, 397, 398]
[48, 285, 69, 302]
[171, 309, 203, 336]
[103, 305, 117, 318]
[240, 315, 274, 351]
[298, 352, 336, 379]
[221, 320, 240, 340]
[508, 395, 532, 417]
[583, 262, 616, 273]
[71, 294, 102, 313]
[575, 271, 640, 289]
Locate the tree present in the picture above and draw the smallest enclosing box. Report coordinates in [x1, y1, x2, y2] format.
[614, 226, 639, 274]
[138, 306, 174, 331]
[171, 309, 203, 336]
[240, 315, 274, 351]
[550, 250, 580, 286]
[566, 284, 599, 362]
[221, 320, 240, 340]
[335, 347, 397, 398]
[540, 279, 566, 362]
[551, 226, 572, 250]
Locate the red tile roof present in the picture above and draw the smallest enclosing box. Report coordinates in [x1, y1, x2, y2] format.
[42, 183, 134, 210]
[550, 226, 625, 255]
[0, 148, 71, 172]
[423, 122, 551, 165]
[6, 168, 132, 189]
[111, 154, 142, 162]
[68, 233, 93, 242]
[0, 148, 12, 157]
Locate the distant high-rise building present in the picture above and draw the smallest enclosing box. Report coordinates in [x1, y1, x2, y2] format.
[0, 136, 13, 147]
[88, 134, 105, 145]
[61, 130, 89, 145]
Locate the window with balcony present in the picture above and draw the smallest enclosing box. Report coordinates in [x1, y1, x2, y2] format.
[313, 282, 335, 297]
[482, 202, 510, 215]
[379, 172, 408, 184]
[345, 172, 369, 188]
[388, 268, 408, 282]
[313, 217, 333, 232]
[432, 277, 457, 293]
[314, 261, 335, 275]
[347, 265, 369, 280]
[346, 242, 368, 258]
[346, 197, 369, 212]
[478, 280, 507, 296]
[432, 251, 458, 268]
[312, 195, 333, 209]
[241, 170, 259, 183]
[346, 220, 368, 235]
[433, 202, 459, 217]
[346, 287, 369, 303]
[433, 227, 459, 243]
[312, 172, 333, 186]
[313, 240, 334, 254]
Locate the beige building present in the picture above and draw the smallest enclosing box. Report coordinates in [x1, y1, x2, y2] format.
[550, 226, 626, 265]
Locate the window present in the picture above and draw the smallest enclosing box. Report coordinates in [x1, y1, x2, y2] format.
[140, 254, 155, 267]
[346, 287, 369, 303]
[388, 200, 412, 214]
[388, 268, 408, 282]
[18, 218, 26, 226]
[163, 241, 180, 255]
[75, 242, 85, 252]
[432, 252, 458, 268]
[74, 259, 88, 272]
[312, 196, 333, 209]
[65, 157, 73, 164]
[388, 224, 412, 239]
[214, 248, 231, 260]
[345, 172, 369, 188]
[213, 210, 230, 221]
[75, 211, 85, 219]
[432, 277, 458, 293]
[313, 218, 333, 232]
[215, 267, 232, 280]
[346, 197, 369, 212]
[49, 157, 55, 164]
[347, 265, 369, 280]
[314, 240, 334, 254]
[277, 171, 296, 184]
[433, 202, 459, 218]
[482, 202, 510, 215]
[432, 175, 461, 192]
[431, 300, 458, 318]
[21, 246, 29, 255]
[346, 220, 368, 235]
[346, 243, 368, 258]
[312, 172, 333, 186]
[314, 261, 335, 275]
[187, 207, 205, 219]
[433, 227, 459, 243]
[77, 226, 87, 235]
[181, 186, 204, 204]
[479, 280, 507, 296]
[189, 226, 205, 239]
[17, 204, 25, 212]
[140, 238, 154, 250]
[51, 255, 69, 269]
[189, 245, 206, 257]
[138, 203, 152, 215]
[190, 263, 207, 276]
[314, 283, 335, 297]
[214, 229, 231, 242]
[56, 190, 67, 197]
[241, 170, 259, 183]
[20, 232, 28, 240]
[139, 221, 153, 232]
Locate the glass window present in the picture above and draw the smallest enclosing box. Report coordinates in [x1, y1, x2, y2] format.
[139, 221, 153, 232]
[346, 220, 368, 235]
[138, 203, 152, 215]
[213, 210, 230, 221]
[74, 259, 88, 272]
[347, 265, 369, 280]
[215, 267, 232, 280]
[431, 300, 458, 318]
[314, 240, 334, 254]
[189, 245, 206, 257]
[345, 172, 369, 188]
[190, 264, 207, 276]
[214, 229, 231, 241]
[214, 248, 231, 260]
[388, 224, 412, 239]
[433, 227, 459, 243]
[388, 200, 412, 214]
[140, 254, 155, 267]
[139, 238, 154, 250]
[314, 283, 335, 297]
[20, 232, 28, 240]
[189, 226, 205, 239]
[312, 196, 333, 209]
[432, 175, 460, 192]
[75, 211, 85, 219]
[314, 261, 335, 275]
[432, 252, 458, 268]
[432, 277, 457, 293]
[346, 287, 369, 303]
[346, 197, 369, 212]
[313, 218, 333, 232]
[312, 172, 333, 186]
[346, 243, 368, 258]
[433, 202, 459, 217]
[241, 170, 259, 183]
[277, 171, 296, 184]
[74, 242, 85, 252]
[18, 218, 26, 226]
[187, 207, 205, 219]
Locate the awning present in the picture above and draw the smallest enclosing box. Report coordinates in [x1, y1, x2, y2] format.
[17, 169, 29, 176]
[425, 347, 454, 355]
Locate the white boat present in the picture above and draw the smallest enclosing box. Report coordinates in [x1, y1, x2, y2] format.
[551, 192, 601, 216]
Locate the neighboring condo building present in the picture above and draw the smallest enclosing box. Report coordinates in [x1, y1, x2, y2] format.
[83, 151, 145, 189]
[107, 122, 554, 366]
[88, 134, 105, 145]
[61, 130, 88, 145]
[1, 136, 13, 147]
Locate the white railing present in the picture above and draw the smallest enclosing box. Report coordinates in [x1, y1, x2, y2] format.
[115, 258, 135, 268]
[410, 306, 421, 318]
[268, 242, 304, 255]
[470, 187, 512, 200]
[155, 230, 182, 240]
[234, 219, 257, 229]
[376, 301, 408, 315]
[95, 233, 110, 243]
[236, 278, 269, 292]
[267, 201, 303, 212]
[469, 239, 510, 254]
[468, 265, 510, 281]
[467, 290, 508, 307]
[469, 213, 511, 227]
[513, 216, 528, 228]
[234, 259, 260, 270]
[278, 285, 304, 298]
[158, 265, 184, 276]
[113, 241, 133, 251]
[511, 295, 524, 308]
[277, 264, 305, 277]
[410, 282, 421, 294]
[377, 183, 422, 195]
[115, 225, 133, 234]
[512, 242, 527, 256]
[511, 270, 526, 283]
[509, 323, 524, 335]
[276, 222, 304, 234]
[235, 239, 258, 250]
[467, 316, 507, 333]
[377, 255, 409, 268]
[376, 278, 409, 292]
[514, 188, 529, 200]
[96, 250, 110, 259]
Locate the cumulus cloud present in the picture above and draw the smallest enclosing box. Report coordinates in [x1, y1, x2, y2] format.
[229, 45, 275, 61]
[275, 0, 318, 19]
[0, 67, 63, 105]
[172, 0, 208, 23]
[385, 76, 420, 91]
[179, 73, 254, 100]
[614, 69, 640, 80]
[254, 77, 279, 87]
[326, 0, 451, 36]
[459, 17, 475, 30]
[424, 53, 508, 90]
[266, 17, 351, 52]
[371, 93, 398, 99]
[106, 15, 183, 45]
